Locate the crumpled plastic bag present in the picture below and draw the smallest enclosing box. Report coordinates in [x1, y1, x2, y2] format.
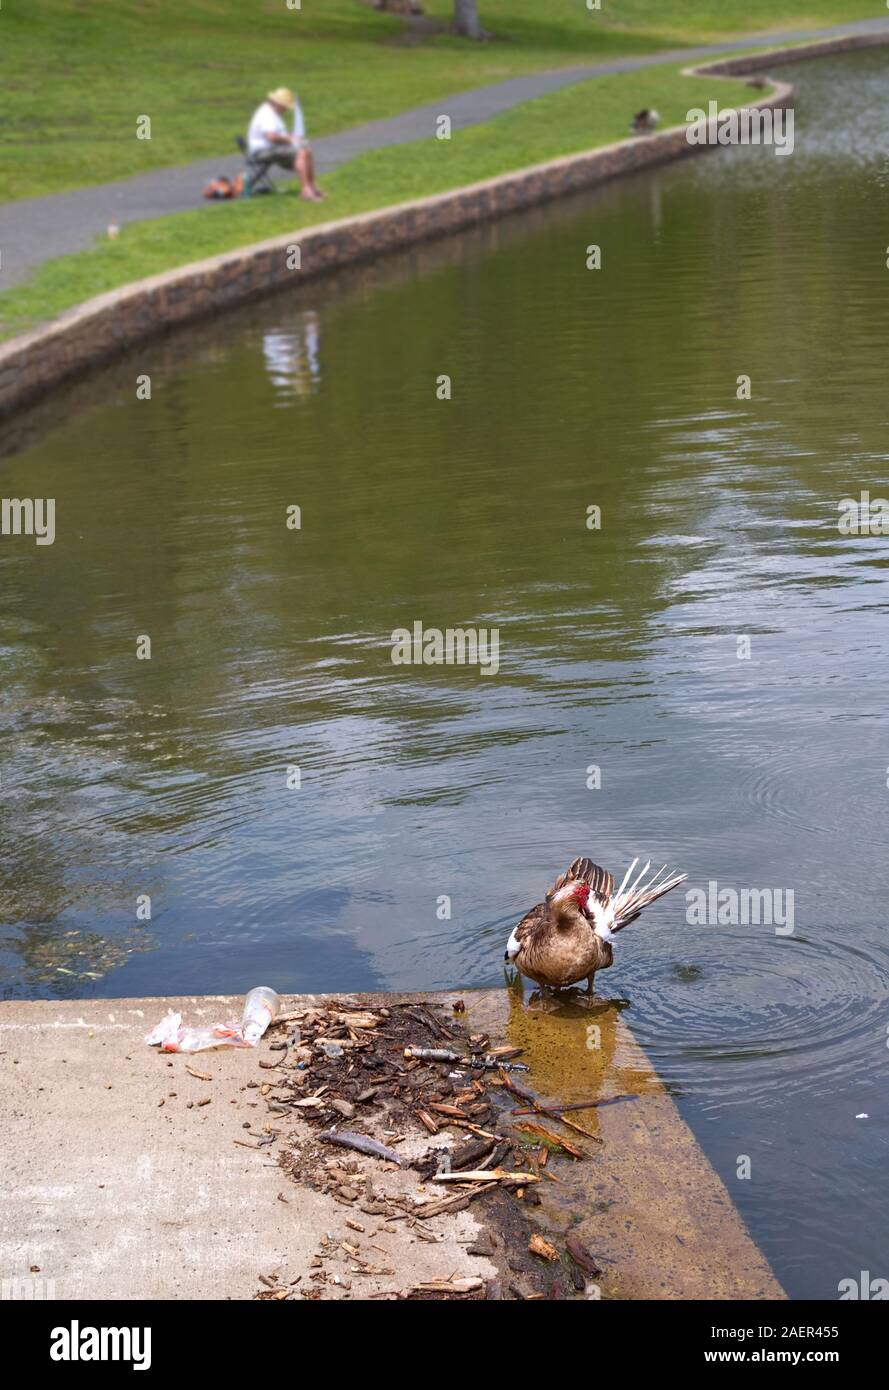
[145, 1009, 252, 1054]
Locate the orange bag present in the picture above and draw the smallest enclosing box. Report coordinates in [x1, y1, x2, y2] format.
[203, 174, 244, 200]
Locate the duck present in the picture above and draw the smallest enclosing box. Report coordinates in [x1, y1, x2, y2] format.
[631, 108, 660, 134]
[504, 855, 686, 999]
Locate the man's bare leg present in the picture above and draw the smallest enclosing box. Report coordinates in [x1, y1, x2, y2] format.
[295, 146, 324, 200]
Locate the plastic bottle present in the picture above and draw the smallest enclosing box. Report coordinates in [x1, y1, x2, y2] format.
[241, 986, 281, 1045]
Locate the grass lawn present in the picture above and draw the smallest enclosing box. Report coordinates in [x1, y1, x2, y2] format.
[0, 0, 879, 199]
[0, 60, 758, 337]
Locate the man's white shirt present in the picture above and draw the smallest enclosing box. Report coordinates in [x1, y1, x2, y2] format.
[248, 99, 305, 154]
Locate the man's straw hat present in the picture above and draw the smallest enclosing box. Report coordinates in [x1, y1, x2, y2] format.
[267, 87, 295, 110]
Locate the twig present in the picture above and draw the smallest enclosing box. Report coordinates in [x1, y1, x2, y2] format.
[414, 1180, 500, 1219]
[498, 1068, 603, 1144]
[512, 1121, 584, 1159]
[509, 1094, 637, 1116]
[441, 1119, 505, 1141]
[432, 1169, 540, 1184]
[397, 1004, 460, 1042]
[429, 1102, 468, 1119]
[552, 1114, 603, 1143]
[411, 1277, 483, 1295]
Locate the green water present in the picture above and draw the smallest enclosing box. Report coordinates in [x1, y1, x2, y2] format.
[2, 51, 889, 1297]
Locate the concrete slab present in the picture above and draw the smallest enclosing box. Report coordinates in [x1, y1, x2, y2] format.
[0, 989, 783, 1300]
[0, 993, 495, 1301]
[470, 987, 784, 1299]
[0, 995, 329, 1300]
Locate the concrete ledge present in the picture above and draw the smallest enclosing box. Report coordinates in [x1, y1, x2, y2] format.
[1, 29, 884, 420]
[0, 989, 784, 1300]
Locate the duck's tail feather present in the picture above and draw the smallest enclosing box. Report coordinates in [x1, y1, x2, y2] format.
[612, 860, 686, 932]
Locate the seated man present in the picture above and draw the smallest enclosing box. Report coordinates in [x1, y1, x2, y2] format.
[247, 87, 324, 201]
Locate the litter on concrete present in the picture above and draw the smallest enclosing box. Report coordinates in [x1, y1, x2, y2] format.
[145, 986, 281, 1053]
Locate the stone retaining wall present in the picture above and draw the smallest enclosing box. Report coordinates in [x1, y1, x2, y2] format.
[0, 31, 884, 420]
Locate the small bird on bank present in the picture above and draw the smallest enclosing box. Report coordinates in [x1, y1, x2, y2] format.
[505, 855, 685, 1000]
[631, 108, 660, 134]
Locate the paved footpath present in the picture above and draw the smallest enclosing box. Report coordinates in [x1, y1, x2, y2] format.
[1, 16, 888, 290]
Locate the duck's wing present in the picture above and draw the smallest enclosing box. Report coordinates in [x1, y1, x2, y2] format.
[612, 859, 686, 931]
[504, 902, 547, 961]
[551, 856, 614, 903]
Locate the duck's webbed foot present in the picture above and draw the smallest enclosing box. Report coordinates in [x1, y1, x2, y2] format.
[527, 985, 562, 1014]
[574, 972, 608, 1009]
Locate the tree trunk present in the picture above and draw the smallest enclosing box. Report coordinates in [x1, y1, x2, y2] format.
[452, 0, 484, 40]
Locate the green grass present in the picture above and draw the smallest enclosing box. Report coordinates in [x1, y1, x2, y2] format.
[0, 0, 879, 199]
[0, 61, 757, 336]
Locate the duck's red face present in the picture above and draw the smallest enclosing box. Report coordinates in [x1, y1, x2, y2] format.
[570, 883, 591, 909]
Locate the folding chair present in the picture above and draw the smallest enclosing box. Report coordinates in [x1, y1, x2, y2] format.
[235, 135, 277, 197]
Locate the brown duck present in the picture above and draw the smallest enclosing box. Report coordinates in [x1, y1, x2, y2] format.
[505, 855, 686, 997]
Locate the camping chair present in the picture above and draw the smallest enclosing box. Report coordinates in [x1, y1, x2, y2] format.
[235, 135, 277, 197]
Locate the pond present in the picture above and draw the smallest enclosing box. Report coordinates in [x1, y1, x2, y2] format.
[2, 49, 889, 1299]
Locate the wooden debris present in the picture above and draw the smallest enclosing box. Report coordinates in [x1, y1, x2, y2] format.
[566, 1236, 602, 1277]
[442, 1120, 504, 1141]
[467, 1231, 495, 1257]
[509, 1094, 637, 1117]
[529, 1233, 560, 1262]
[449, 1135, 495, 1170]
[414, 1180, 500, 1219]
[499, 1069, 602, 1144]
[332, 1011, 381, 1030]
[411, 1276, 483, 1295]
[512, 1121, 584, 1159]
[431, 1169, 540, 1184]
[269, 996, 582, 1299]
[555, 1114, 602, 1143]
